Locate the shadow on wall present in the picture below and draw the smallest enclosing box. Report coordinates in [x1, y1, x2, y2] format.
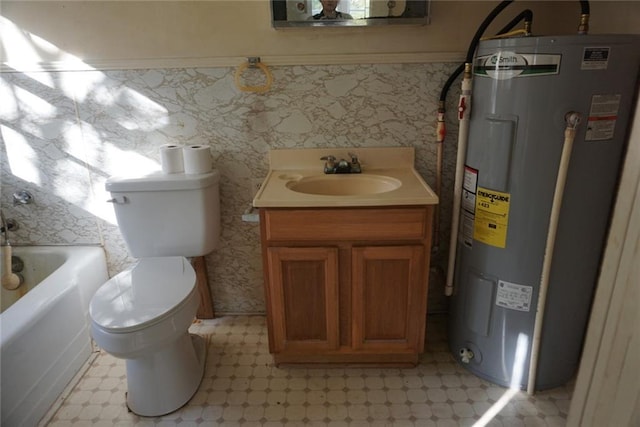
[0, 15, 459, 314]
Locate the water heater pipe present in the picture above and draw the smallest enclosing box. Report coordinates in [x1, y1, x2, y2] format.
[578, 0, 590, 34]
[433, 108, 446, 252]
[444, 64, 473, 296]
[527, 111, 582, 394]
[434, 63, 463, 251]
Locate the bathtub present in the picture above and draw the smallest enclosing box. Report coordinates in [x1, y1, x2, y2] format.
[0, 246, 108, 427]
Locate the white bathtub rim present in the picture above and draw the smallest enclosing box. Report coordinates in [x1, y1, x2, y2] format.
[0, 245, 106, 348]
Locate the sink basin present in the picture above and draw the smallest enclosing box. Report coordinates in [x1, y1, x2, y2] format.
[286, 174, 402, 196]
[253, 148, 439, 207]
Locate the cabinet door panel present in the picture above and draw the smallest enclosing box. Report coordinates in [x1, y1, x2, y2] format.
[267, 247, 339, 353]
[352, 246, 425, 352]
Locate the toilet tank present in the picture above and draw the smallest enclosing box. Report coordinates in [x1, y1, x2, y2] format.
[105, 171, 221, 258]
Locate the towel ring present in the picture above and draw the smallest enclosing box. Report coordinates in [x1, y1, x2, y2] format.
[234, 57, 273, 94]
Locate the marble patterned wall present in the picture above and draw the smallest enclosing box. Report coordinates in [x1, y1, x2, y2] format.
[0, 63, 460, 314]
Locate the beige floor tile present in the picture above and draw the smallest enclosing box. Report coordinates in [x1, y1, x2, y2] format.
[44, 315, 573, 426]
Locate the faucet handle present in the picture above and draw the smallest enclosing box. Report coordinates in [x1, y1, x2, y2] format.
[321, 155, 337, 174]
[348, 152, 361, 173]
[13, 190, 33, 206]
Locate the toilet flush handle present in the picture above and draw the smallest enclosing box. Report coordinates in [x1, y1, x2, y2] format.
[107, 196, 128, 204]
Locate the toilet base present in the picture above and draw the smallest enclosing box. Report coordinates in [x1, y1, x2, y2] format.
[125, 333, 206, 417]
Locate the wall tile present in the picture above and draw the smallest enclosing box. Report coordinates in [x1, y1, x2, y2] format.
[0, 62, 461, 314]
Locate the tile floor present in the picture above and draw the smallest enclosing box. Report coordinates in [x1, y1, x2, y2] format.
[44, 315, 573, 426]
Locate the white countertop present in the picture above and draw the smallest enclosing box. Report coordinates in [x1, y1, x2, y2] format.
[253, 147, 439, 208]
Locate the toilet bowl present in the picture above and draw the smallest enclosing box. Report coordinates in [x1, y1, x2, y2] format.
[90, 257, 206, 416]
[89, 170, 220, 416]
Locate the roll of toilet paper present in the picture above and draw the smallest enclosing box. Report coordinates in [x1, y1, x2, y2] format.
[183, 145, 212, 174]
[159, 144, 184, 174]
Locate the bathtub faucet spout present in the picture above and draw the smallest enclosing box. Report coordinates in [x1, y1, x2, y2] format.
[1, 210, 8, 245]
[1, 209, 23, 290]
[0, 210, 18, 246]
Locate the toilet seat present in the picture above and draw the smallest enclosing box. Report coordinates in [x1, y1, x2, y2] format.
[90, 257, 197, 333]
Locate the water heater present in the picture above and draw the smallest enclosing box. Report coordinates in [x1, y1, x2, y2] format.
[448, 34, 640, 390]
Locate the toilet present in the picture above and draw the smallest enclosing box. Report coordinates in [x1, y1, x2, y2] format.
[89, 170, 220, 417]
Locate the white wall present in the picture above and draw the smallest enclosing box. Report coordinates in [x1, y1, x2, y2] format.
[3, 1, 639, 68]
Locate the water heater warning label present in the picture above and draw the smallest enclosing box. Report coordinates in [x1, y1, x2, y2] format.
[582, 47, 610, 70]
[461, 166, 479, 248]
[473, 187, 511, 248]
[496, 280, 533, 312]
[586, 94, 621, 141]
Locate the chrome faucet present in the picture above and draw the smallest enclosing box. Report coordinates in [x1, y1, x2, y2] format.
[320, 153, 362, 174]
[320, 155, 337, 174]
[348, 152, 362, 174]
[13, 190, 33, 206]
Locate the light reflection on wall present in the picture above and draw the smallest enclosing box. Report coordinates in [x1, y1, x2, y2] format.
[1, 16, 168, 226]
[0, 16, 85, 73]
[2, 125, 41, 185]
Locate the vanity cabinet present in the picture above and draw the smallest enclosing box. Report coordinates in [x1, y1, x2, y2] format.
[260, 206, 433, 366]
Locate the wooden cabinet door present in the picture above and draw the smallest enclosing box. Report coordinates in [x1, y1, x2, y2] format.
[351, 245, 426, 353]
[266, 247, 340, 354]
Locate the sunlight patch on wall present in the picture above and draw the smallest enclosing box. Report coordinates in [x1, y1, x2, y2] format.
[116, 91, 169, 132]
[0, 16, 86, 75]
[58, 71, 169, 133]
[10, 86, 59, 137]
[103, 144, 160, 179]
[0, 78, 18, 120]
[81, 122, 160, 224]
[1, 15, 170, 229]
[1, 125, 42, 186]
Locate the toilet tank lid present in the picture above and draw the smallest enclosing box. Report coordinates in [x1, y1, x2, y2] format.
[106, 170, 219, 192]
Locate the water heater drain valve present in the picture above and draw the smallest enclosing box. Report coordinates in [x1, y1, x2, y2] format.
[459, 348, 474, 364]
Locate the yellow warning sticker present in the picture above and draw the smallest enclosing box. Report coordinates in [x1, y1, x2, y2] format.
[473, 187, 511, 248]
